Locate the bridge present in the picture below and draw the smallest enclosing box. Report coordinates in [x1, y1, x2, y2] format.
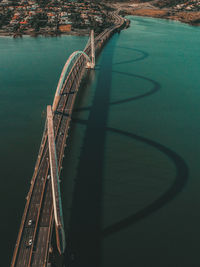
[11, 12, 128, 267]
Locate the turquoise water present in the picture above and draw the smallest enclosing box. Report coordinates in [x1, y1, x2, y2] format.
[1, 16, 200, 266]
[62, 17, 200, 267]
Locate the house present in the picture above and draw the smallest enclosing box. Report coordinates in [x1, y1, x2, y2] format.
[59, 22, 71, 32]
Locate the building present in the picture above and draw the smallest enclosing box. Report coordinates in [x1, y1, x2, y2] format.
[59, 23, 71, 32]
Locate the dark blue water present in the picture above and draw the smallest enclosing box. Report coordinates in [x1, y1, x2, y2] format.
[62, 17, 200, 267]
[0, 35, 87, 266]
[1, 16, 200, 266]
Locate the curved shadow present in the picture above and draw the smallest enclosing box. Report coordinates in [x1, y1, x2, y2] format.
[81, 48, 148, 73]
[113, 47, 149, 65]
[65, 36, 188, 264]
[74, 71, 160, 112]
[70, 118, 188, 238]
[110, 71, 160, 106]
[102, 127, 189, 237]
[66, 41, 117, 267]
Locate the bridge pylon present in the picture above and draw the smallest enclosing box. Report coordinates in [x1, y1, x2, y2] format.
[86, 30, 95, 69]
[47, 105, 66, 255]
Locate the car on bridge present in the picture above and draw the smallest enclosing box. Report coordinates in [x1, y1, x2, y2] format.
[26, 238, 33, 248]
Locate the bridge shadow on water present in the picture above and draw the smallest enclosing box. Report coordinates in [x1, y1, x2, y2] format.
[74, 47, 151, 113]
[64, 36, 118, 267]
[102, 127, 189, 237]
[67, 116, 189, 239]
[74, 71, 160, 113]
[113, 46, 149, 65]
[63, 37, 189, 266]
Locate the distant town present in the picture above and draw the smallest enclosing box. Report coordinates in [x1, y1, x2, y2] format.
[1, 0, 200, 37]
[0, 0, 115, 37]
[112, 0, 200, 26]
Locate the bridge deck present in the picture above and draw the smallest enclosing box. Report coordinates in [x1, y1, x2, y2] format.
[11, 12, 126, 267]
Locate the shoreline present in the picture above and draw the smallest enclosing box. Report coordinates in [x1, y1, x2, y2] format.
[0, 28, 90, 38]
[0, 2, 199, 38]
[125, 10, 200, 26]
[111, 2, 200, 27]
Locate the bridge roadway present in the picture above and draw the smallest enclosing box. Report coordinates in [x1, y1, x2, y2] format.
[11, 12, 126, 267]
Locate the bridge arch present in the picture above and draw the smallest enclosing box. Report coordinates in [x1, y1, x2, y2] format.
[52, 50, 91, 111]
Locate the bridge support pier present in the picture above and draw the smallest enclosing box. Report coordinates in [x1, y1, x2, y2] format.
[86, 30, 95, 69]
[47, 105, 66, 255]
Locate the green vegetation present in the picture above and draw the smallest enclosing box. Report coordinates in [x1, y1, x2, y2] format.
[30, 13, 48, 31]
[0, 9, 13, 28]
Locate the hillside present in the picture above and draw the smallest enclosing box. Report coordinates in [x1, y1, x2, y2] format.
[153, 0, 200, 9]
[108, 0, 200, 25]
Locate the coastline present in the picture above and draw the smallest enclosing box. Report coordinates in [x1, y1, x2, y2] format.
[110, 2, 200, 27]
[0, 2, 199, 38]
[0, 28, 90, 38]
[125, 10, 200, 26]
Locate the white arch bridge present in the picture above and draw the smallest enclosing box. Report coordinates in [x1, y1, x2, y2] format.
[47, 30, 95, 255]
[11, 13, 128, 267]
[52, 30, 95, 112]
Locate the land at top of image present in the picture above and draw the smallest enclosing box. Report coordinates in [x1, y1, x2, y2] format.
[109, 0, 200, 26]
[0, 0, 115, 37]
[0, 0, 200, 38]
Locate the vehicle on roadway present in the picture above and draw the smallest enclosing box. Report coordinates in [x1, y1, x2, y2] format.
[26, 238, 33, 248]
